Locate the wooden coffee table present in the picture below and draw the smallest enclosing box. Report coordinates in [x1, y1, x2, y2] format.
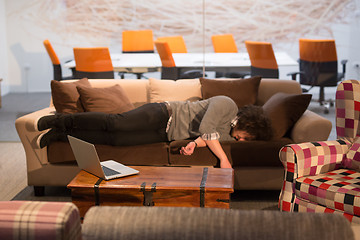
[67, 166, 234, 217]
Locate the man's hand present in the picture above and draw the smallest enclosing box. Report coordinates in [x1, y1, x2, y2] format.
[180, 141, 196, 155]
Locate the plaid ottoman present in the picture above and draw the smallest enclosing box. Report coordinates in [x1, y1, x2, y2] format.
[0, 201, 81, 240]
[295, 169, 360, 218]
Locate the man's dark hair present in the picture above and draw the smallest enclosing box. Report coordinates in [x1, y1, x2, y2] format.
[232, 105, 273, 141]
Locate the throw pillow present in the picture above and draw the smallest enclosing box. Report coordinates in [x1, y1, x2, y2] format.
[149, 78, 202, 103]
[262, 92, 312, 139]
[77, 84, 135, 114]
[342, 137, 360, 170]
[51, 78, 91, 114]
[199, 76, 261, 108]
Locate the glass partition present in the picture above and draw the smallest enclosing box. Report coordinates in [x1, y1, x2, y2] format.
[10, 0, 356, 81]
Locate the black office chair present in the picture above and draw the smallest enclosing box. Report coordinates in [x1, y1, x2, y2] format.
[287, 39, 347, 113]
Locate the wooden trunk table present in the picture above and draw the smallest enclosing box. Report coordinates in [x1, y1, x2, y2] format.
[67, 166, 234, 217]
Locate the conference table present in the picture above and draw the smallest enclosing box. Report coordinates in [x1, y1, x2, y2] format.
[64, 52, 298, 76]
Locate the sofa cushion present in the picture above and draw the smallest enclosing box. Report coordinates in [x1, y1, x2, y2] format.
[168, 140, 222, 167]
[51, 78, 91, 114]
[229, 138, 293, 167]
[77, 84, 135, 114]
[84, 79, 149, 108]
[199, 76, 261, 108]
[262, 92, 312, 139]
[256, 79, 302, 106]
[295, 169, 360, 217]
[342, 137, 360, 170]
[47, 141, 170, 166]
[149, 78, 202, 103]
[168, 138, 292, 167]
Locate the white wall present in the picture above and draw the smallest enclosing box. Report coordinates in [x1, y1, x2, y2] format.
[0, 0, 9, 95]
[3, 0, 360, 93]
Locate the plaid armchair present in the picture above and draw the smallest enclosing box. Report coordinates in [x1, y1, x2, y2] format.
[278, 79, 360, 223]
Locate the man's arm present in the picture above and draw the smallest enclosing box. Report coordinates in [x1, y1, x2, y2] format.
[180, 96, 237, 168]
[180, 137, 232, 168]
[203, 139, 232, 168]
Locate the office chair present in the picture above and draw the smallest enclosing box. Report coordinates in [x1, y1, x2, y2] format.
[154, 41, 204, 80]
[288, 39, 348, 113]
[245, 41, 279, 79]
[156, 36, 187, 53]
[122, 29, 155, 53]
[73, 47, 114, 79]
[211, 34, 238, 53]
[211, 34, 250, 78]
[43, 39, 74, 81]
[120, 29, 155, 79]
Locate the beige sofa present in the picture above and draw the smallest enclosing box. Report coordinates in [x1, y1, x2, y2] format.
[15, 78, 332, 195]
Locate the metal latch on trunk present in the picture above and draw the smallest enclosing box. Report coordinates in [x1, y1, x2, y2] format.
[140, 182, 157, 206]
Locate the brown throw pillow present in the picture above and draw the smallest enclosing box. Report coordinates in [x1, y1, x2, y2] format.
[51, 78, 91, 114]
[199, 76, 261, 108]
[77, 84, 135, 114]
[262, 92, 312, 139]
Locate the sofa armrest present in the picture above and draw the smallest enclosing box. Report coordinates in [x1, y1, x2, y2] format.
[290, 110, 332, 143]
[279, 139, 350, 180]
[15, 107, 56, 171]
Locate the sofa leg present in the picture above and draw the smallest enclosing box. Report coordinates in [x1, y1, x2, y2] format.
[34, 186, 45, 196]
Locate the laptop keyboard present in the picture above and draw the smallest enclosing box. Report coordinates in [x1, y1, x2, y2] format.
[102, 165, 121, 176]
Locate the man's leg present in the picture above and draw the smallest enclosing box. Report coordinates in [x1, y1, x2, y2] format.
[105, 103, 169, 131]
[38, 103, 169, 132]
[71, 129, 168, 146]
[39, 128, 168, 147]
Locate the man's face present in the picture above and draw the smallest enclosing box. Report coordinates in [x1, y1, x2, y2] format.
[231, 130, 255, 141]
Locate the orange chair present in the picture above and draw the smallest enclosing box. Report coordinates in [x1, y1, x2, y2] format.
[120, 29, 154, 78]
[156, 36, 187, 53]
[210, 34, 249, 78]
[245, 41, 279, 78]
[43, 39, 74, 81]
[288, 39, 347, 113]
[211, 34, 238, 53]
[122, 29, 154, 53]
[73, 47, 114, 79]
[154, 41, 204, 80]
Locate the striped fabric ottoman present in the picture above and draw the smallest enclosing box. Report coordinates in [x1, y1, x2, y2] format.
[0, 201, 81, 240]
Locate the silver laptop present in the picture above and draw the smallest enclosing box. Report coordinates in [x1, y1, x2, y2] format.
[68, 135, 139, 180]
